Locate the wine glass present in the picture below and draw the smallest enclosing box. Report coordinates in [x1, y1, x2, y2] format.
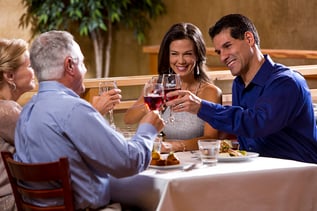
[99, 80, 117, 129]
[143, 76, 164, 111]
[162, 74, 182, 123]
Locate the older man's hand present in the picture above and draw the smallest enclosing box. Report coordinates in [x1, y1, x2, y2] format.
[92, 88, 122, 115]
[140, 110, 165, 132]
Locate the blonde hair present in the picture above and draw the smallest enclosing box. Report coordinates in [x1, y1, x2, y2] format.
[0, 39, 28, 87]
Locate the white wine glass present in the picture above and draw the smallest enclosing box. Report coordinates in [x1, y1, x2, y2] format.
[162, 74, 182, 123]
[99, 80, 117, 129]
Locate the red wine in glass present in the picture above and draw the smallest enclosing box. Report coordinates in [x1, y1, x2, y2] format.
[144, 76, 164, 111]
[144, 95, 164, 110]
[164, 87, 181, 101]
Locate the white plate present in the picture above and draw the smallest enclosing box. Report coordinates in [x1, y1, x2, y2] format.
[149, 163, 184, 170]
[218, 152, 259, 162]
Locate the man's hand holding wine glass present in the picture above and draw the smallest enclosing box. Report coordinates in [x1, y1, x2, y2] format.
[92, 88, 122, 116]
[139, 111, 165, 132]
[165, 89, 203, 115]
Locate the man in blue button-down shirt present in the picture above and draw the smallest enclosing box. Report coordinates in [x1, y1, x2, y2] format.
[166, 14, 317, 164]
[14, 30, 164, 210]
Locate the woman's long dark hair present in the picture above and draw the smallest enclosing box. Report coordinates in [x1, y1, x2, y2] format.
[157, 23, 210, 82]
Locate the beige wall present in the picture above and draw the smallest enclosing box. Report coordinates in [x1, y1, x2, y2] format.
[1, 0, 316, 78]
[0, 0, 32, 40]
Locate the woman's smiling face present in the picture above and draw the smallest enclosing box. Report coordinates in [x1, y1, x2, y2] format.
[169, 39, 197, 77]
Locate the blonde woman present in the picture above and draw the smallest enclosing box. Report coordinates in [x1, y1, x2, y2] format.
[0, 38, 35, 211]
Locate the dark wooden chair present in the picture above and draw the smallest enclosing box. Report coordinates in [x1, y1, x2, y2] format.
[1, 151, 74, 211]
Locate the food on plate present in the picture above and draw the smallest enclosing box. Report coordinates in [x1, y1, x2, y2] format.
[156, 159, 167, 166]
[166, 152, 180, 165]
[219, 140, 247, 157]
[150, 151, 161, 165]
[150, 151, 180, 166]
[227, 149, 246, 156]
[152, 151, 160, 160]
[219, 140, 232, 153]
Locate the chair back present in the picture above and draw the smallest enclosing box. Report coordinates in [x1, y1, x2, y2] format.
[1, 151, 74, 211]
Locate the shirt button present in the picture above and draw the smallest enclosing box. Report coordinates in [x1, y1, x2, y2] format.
[248, 147, 252, 151]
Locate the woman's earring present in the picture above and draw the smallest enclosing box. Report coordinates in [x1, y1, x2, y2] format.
[9, 82, 16, 90]
[196, 65, 200, 75]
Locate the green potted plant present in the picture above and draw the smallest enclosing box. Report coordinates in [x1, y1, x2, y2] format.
[19, 0, 166, 77]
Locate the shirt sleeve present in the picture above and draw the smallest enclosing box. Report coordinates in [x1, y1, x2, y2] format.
[65, 101, 157, 178]
[197, 75, 306, 138]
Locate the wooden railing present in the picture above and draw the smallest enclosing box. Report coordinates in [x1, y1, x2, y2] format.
[82, 75, 153, 111]
[18, 65, 317, 111]
[81, 65, 317, 109]
[143, 45, 317, 74]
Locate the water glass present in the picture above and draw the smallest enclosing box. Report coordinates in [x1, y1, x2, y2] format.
[198, 139, 221, 165]
[153, 136, 162, 153]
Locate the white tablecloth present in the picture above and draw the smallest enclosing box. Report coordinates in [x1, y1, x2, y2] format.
[110, 151, 317, 211]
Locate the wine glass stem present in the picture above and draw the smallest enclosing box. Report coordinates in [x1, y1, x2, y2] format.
[108, 110, 116, 129]
[169, 106, 175, 123]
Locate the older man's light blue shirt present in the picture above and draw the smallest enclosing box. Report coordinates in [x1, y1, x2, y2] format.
[14, 81, 157, 209]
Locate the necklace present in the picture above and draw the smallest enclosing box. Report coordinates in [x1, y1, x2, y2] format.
[183, 81, 201, 95]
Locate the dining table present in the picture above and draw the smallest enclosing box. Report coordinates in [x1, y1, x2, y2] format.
[109, 151, 317, 211]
